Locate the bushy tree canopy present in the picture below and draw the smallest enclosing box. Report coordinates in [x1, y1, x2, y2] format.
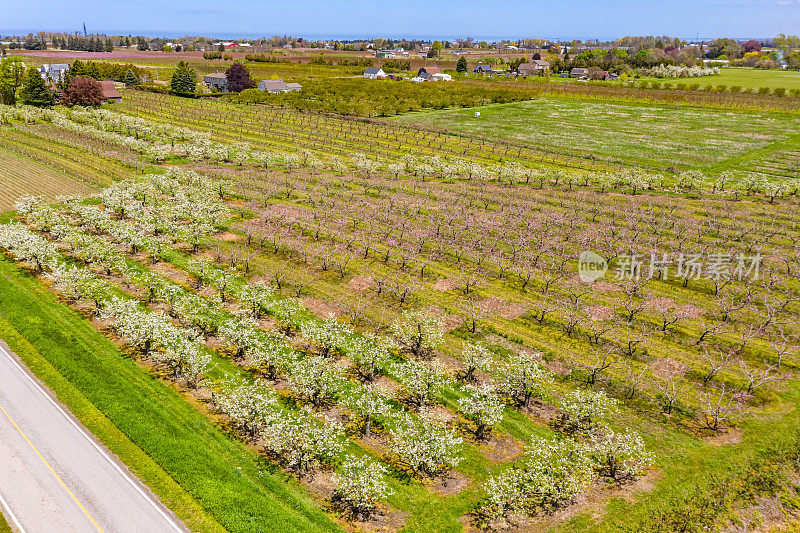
[225, 62, 255, 92]
[63, 77, 104, 106]
[0, 56, 26, 104]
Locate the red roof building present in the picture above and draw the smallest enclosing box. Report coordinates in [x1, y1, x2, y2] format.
[99, 80, 122, 102]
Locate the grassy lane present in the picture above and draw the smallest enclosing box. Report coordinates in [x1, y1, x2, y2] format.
[0, 256, 342, 533]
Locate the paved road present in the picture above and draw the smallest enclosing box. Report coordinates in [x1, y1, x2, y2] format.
[0, 341, 188, 533]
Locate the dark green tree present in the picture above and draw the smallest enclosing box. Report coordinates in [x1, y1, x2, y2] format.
[69, 59, 86, 77]
[123, 69, 140, 86]
[456, 56, 468, 72]
[86, 62, 101, 79]
[19, 67, 55, 107]
[170, 61, 197, 96]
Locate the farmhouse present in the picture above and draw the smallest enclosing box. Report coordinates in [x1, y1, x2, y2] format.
[570, 67, 589, 78]
[417, 66, 442, 78]
[518, 60, 550, 76]
[203, 72, 228, 91]
[258, 79, 302, 93]
[99, 80, 122, 103]
[376, 50, 394, 58]
[473, 64, 495, 74]
[39, 64, 69, 82]
[363, 67, 387, 79]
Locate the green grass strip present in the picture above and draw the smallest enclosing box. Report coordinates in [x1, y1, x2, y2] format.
[0, 256, 342, 533]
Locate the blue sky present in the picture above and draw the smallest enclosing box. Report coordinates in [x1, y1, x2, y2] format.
[2, 0, 798, 40]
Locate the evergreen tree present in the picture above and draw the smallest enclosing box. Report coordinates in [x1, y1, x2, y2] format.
[170, 61, 197, 96]
[456, 56, 468, 72]
[69, 59, 86, 77]
[86, 62, 101, 80]
[123, 69, 140, 86]
[20, 67, 55, 107]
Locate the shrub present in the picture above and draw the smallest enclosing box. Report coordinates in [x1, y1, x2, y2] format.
[758, 86, 772, 95]
[774, 87, 787, 97]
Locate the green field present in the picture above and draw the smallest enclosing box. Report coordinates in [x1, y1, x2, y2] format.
[636, 67, 800, 91]
[3, 72, 800, 532]
[391, 96, 800, 172]
[0, 257, 341, 533]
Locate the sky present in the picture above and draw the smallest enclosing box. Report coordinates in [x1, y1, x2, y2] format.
[2, 0, 799, 41]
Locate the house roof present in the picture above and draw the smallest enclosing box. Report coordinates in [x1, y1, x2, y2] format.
[99, 80, 122, 100]
[519, 61, 550, 70]
[474, 64, 493, 71]
[571, 67, 588, 73]
[420, 66, 441, 75]
[204, 72, 227, 79]
[364, 67, 384, 75]
[259, 79, 288, 91]
[285, 82, 302, 90]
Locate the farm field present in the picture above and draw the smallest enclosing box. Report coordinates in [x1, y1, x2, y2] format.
[390, 97, 800, 172]
[635, 67, 800, 91]
[0, 256, 340, 533]
[112, 89, 604, 170]
[2, 95, 800, 533]
[0, 143, 100, 211]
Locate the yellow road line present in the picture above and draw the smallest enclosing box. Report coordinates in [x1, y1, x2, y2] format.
[0, 402, 104, 533]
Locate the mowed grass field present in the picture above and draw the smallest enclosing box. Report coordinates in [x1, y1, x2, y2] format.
[0, 145, 99, 211]
[637, 67, 800, 90]
[391, 97, 800, 171]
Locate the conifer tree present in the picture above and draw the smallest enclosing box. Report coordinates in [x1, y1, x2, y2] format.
[20, 67, 55, 107]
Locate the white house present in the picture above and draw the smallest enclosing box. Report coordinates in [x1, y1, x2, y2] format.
[39, 64, 69, 82]
[363, 67, 387, 79]
[203, 72, 228, 91]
